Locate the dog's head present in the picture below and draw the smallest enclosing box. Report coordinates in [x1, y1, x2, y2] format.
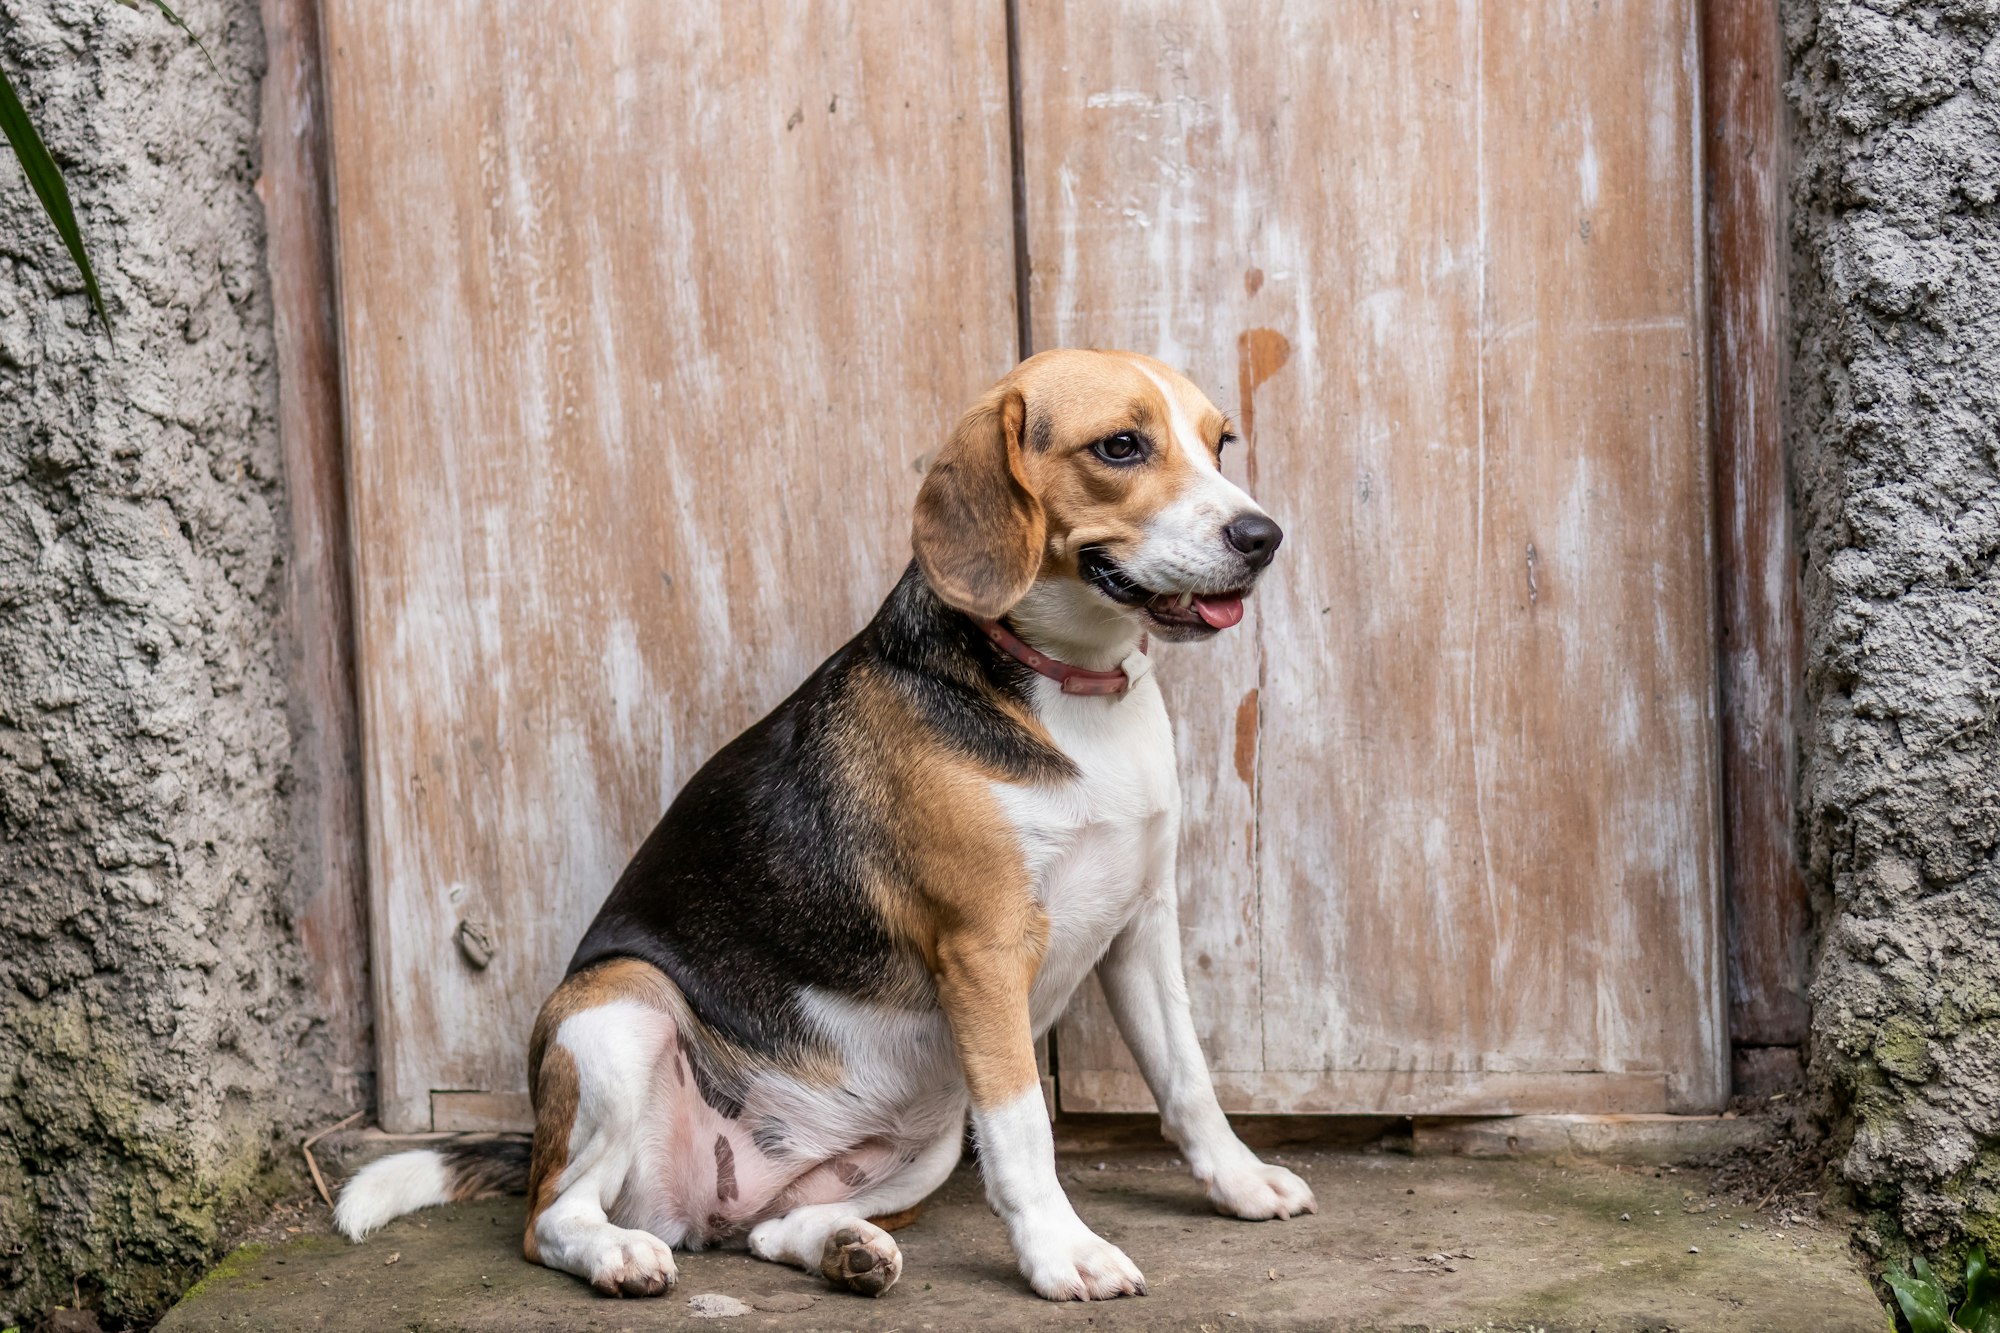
[913, 349, 1282, 642]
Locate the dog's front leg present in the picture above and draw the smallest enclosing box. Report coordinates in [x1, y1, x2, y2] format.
[1097, 833, 1317, 1221]
[936, 918, 1146, 1301]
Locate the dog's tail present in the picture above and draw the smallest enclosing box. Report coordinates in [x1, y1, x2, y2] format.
[334, 1137, 532, 1240]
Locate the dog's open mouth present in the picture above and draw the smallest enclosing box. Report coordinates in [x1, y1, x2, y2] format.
[1079, 546, 1248, 632]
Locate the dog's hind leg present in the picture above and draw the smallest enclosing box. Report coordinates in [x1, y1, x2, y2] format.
[747, 1119, 963, 1297]
[524, 974, 682, 1296]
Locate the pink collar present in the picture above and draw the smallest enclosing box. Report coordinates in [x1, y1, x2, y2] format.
[977, 618, 1147, 696]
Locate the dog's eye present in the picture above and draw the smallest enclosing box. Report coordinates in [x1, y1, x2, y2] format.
[1091, 432, 1144, 465]
[1217, 430, 1238, 456]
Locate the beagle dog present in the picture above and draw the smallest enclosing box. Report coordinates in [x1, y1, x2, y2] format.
[336, 349, 1312, 1302]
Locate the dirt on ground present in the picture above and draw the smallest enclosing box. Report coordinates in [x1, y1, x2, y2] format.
[155, 1122, 1886, 1333]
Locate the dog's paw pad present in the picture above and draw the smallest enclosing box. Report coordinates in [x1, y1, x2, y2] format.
[820, 1219, 903, 1297]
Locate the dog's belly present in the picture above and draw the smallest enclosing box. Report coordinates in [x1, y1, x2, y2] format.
[610, 1000, 962, 1250]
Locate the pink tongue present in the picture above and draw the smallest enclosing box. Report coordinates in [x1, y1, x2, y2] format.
[1193, 594, 1245, 629]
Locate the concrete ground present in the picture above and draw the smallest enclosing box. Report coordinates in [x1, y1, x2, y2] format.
[160, 1127, 1886, 1332]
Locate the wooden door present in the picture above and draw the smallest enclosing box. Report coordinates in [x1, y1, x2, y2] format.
[322, 0, 1019, 1132]
[328, 0, 1724, 1132]
[1031, 1, 1727, 1114]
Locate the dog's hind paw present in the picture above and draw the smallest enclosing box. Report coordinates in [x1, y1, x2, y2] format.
[820, 1219, 903, 1297]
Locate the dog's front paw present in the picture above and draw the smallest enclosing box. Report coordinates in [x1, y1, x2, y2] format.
[586, 1226, 678, 1297]
[1207, 1161, 1317, 1220]
[1018, 1226, 1146, 1301]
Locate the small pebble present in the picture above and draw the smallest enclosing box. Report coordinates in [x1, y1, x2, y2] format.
[688, 1292, 751, 1318]
[1619, 1213, 1631, 1222]
[1689, 1246, 1701, 1254]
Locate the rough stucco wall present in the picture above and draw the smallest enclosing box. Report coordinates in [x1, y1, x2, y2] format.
[1787, 0, 2000, 1260]
[0, 0, 337, 1323]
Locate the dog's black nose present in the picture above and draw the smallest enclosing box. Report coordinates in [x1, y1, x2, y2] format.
[1224, 514, 1284, 569]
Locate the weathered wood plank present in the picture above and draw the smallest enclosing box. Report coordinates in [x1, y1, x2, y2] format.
[1457, 2, 1724, 1111]
[430, 1090, 533, 1134]
[1029, 1, 1725, 1114]
[322, 0, 1018, 1131]
[1019, 0, 1277, 1083]
[1700, 0, 1808, 1053]
[260, 0, 370, 1111]
[1061, 1070, 1671, 1118]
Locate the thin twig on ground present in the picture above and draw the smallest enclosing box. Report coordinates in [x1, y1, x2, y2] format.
[302, 1110, 365, 1209]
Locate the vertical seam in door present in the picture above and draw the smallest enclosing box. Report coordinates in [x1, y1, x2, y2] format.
[1254, 515, 1268, 1077]
[1468, 0, 1500, 964]
[1004, 0, 1051, 1105]
[1690, 0, 1733, 1108]
[1004, 0, 1033, 362]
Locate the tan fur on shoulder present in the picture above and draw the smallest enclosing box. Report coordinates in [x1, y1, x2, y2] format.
[837, 662, 1051, 1109]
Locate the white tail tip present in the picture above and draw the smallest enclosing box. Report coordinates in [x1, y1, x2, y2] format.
[333, 1149, 452, 1241]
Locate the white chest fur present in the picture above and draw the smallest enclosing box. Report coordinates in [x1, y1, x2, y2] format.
[992, 672, 1182, 1036]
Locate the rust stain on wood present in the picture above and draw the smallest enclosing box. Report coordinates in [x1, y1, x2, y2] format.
[1235, 327, 1292, 489]
[1233, 687, 1259, 787]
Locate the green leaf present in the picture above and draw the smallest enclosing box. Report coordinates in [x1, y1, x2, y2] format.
[1959, 1248, 2000, 1333]
[0, 64, 113, 338]
[1886, 1261, 1955, 1333]
[137, 0, 218, 71]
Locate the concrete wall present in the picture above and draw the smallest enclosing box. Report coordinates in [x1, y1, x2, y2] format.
[1787, 0, 2000, 1261]
[0, 0, 342, 1323]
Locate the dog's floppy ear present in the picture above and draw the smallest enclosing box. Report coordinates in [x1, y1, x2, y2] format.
[913, 385, 1045, 619]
